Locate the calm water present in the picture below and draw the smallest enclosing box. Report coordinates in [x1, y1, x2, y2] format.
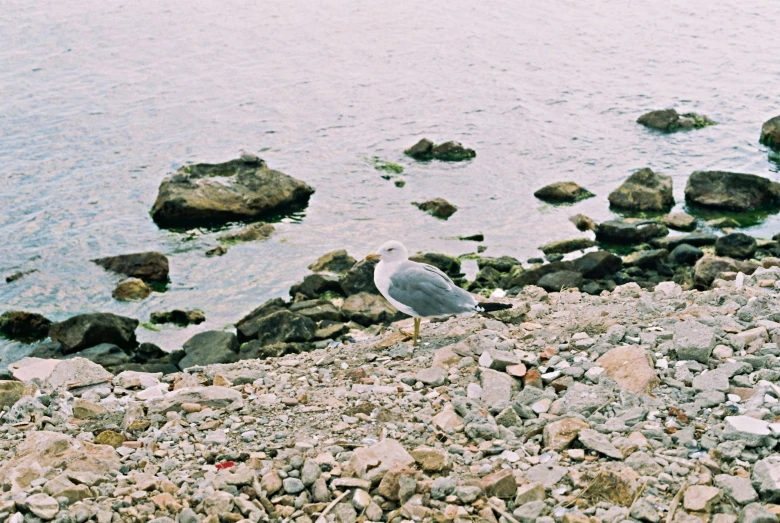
[2, 0, 779, 364]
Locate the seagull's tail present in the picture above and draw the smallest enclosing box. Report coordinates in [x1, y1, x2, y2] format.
[476, 302, 512, 312]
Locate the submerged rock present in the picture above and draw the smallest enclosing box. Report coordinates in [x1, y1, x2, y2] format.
[404, 138, 476, 161]
[150, 309, 206, 326]
[0, 310, 52, 341]
[684, 171, 780, 212]
[534, 182, 595, 204]
[637, 108, 715, 132]
[570, 213, 597, 231]
[92, 251, 169, 282]
[760, 115, 780, 150]
[150, 158, 314, 228]
[49, 312, 138, 354]
[414, 198, 458, 219]
[540, 238, 597, 255]
[608, 168, 674, 212]
[217, 222, 275, 243]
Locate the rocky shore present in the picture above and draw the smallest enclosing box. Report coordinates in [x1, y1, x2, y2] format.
[1, 266, 780, 523]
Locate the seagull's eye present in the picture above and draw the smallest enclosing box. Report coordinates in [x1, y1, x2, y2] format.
[388, 248, 394, 252]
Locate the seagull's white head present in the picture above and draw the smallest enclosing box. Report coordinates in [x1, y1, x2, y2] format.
[366, 240, 408, 264]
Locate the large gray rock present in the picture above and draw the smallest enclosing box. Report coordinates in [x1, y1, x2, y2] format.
[49, 313, 138, 354]
[178, 331, 239, 370]
[595, 219, 668, 245]
[716, 233, 757, 260]
[235, 298, 287, 342]
[740, 503, 779, 523]
[571, 251, 623, 278]
[92, 251, 169, 282]
[9, 357, 113, 392]
[714, 474, 758, 505]
[723, 416, 771, 447]
[244, 310, 316, 346]
[752, 456, 780, 503]
[608, 168, 674, 212]
[673, 321, 716, 363]
[479, 368, 514, 410]
[684, 171, 780, 212]
[151, 158, 314, 228]
[340, 259, 380, 295]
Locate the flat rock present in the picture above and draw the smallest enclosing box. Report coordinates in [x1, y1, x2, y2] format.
[663, 212, 697, 231]
[217, 222, 275, 243]
[534, 182, 595, 203]
[596, 345, 659, 394]
[595, 219, 668, 245]
[525, 463, 569, 488]
[309, 249, 356, 273]
[722, 416, 771, 447]
[25, 493, 59, 520]
[578, 429, 624, 460]
[178, 331, 239, 370]
[684, 171, 780, 212]
[540, 238, 597, 255]
[415, 367, 447, 387]
[148, 386, 243, 413]
[9, 357, 113, 392]
[584, 463, 641, 507]
[150, 158, 314, 228]
[479, 368, 513, 409]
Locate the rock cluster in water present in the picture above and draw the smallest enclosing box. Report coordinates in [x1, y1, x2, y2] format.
[404, 139, 476, 162]
[1, 270, 780, 523]
[637, 108, 716, 132]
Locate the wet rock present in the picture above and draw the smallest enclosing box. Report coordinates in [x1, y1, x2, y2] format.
[637, 108, 715, 132]
[652, 232, 718, 250]
[414, 198, 458, 219]
[534, 182, 595, 203]
[694, 255, 739, 289]
[537, 271, 583, 292]
[178, 331, 239, 370]
[571, 251, 623, 279]
[707, 217, 742, 229]
[404, 138, 475, 161]
[65, 343, 130, 368]
[669, 244, 704, 266]
[151, 158, 314, 228]
[683, 485, 723, 512]
[341, 292, 401, 326]
[289, 272, 343, 299]
[716, 233, 757, 259]
[340, 259, 380, 295]
[760, 115, 780, 150]
[205, 245, 227, 256]
[218, 222, 274, 243]
[673, 321, 716, 363]
[570, 213, 597, 231]
[92, 251, 169, 282]
[112, 277, 152, 301]
[596, 345, 659, 394]
[543, 417, 589, 450]
[663, 212, 698, 231]
[595, 219, 668, 245]
[49, 312, 138, 354]
[752, 456, 780, 503]
[609, 168, 674, 212]
[309, 250, 356, 273]
[0, 431, 120, 492]
[684, 171, 780, 212]
[150, 309, 205, 326]
[0, 380, 24, 408]
[0, 310, 52, 342]
[540, 238, 597, 255]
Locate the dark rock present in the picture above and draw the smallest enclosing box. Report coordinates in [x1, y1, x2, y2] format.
[570, 214, 597, 231]
[414, 198, 458, 219]
[92, 251, 169, 283]
[64, 344, 130, 368]
[651, 232, 718, 249]
[473, 266, 504, 289]
[288, 300, 343, 323]
[289, 273, 343, 299]
[49, 313, 138, 354]
[5, 269, 37, 283]
[133, 343, 169, 363]
[459, 233, 484, 241]
[477, 256, 521, 273]
[341, 293, 402, 326]
[502, 261, 575, 288]
[540, 238, 596, 255]
[404, 139, 475, 161]
[0, 311, 52, 342]
[409, 252, 461, 277]
[637, 109, 715, 132]
[760, 115, 780, 150]
[239, 340, 288, 360]
[623, 249, 668, 269]
[537, 271, 583, 292]
[534, 182, 595, 204]
[150, 310, 205, 326]
[546, 254, 564, 263]
[150, 158, 314, 228]
[217, 222, 275, 243]
[247, 310, 316, 346]
[309, 250, 356, 274]
[608, 168, 674, 212]
[582, 281, 603, 295]
[235, 298, 288, 342]
[715, 233, 757, 260]
[112, 278, 152, 301]
[668, 244, 704, 266]
[595, 219, 668, 245]
[178, 331, 239, 370]
[706, 217, 741, 229]
[340, 259, 380, 296]
[572, 251, 623, 279]
[684, 171, 780, 212]
[663, 212, 698, 231]
[119, 362, 180, 375]
[313, 322, 349, 340]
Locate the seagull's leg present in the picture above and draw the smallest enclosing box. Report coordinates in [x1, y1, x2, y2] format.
[412, 317, 420, 346]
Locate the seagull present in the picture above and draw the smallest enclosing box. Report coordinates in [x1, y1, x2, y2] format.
[366, 240, 512, 345]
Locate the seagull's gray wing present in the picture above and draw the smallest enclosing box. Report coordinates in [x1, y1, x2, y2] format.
[388, 261, 478, 317]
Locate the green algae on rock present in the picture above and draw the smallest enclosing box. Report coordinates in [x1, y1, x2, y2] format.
[404, 138, 476, 161]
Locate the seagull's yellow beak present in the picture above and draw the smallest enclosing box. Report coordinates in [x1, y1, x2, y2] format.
[365, 253, 380, 261]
